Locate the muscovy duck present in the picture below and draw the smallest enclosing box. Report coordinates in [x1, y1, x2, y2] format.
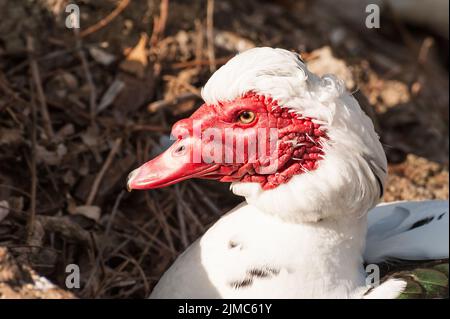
[127, 47, 449, 298]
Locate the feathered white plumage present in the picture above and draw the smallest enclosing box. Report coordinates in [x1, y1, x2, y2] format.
[149, 48, 448, 299]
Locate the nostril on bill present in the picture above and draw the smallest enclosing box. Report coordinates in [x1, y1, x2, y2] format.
[176, 145, 185, 153]
[173, 143, 187, 156]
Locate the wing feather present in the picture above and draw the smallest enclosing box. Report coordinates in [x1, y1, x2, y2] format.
[365, 200, 449, 263]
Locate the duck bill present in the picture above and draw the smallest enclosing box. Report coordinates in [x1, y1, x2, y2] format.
[127, 138, 219, 190]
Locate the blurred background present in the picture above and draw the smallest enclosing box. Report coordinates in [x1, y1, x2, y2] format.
[0, 0, 448, 298]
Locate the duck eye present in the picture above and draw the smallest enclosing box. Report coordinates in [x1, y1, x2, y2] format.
[238, 111, 256, 124]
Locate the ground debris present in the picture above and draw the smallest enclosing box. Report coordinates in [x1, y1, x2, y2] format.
[0, 247, 75, 299]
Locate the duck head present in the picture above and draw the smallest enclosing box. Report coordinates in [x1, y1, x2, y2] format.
[127, 47, 387, 222]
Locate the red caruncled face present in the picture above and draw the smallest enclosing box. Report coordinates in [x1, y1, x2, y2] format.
[127, 92, 326, 191]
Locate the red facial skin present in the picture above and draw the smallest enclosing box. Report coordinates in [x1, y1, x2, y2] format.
[127, 92, 325, 191]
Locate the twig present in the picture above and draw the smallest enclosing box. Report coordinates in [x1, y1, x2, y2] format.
[0, 74, 29, 105]
[80, 0, 131, 37]
[417, 37, 434, 65]
[162, 75, 201, 95]
[26, 35, 54, 140]
[84, 190, 126, 297]
[114, 253, 150, 296]
[0, 184, 31, 198]
[80, 235, 103, 297]
[206, 0, 216, 72]
[129, 218, 175, 254]
[194, 19, 204, 71]
[171, 187, 205, 230]
[174, 186, 189, 248]
[150, 0, 169, 50]
[6, 48, 75, 77]
[410, 37, 435, 92]
[145, 193, 176, 255]
[86, 138, 123, 205]
[74, 29, 97, 123]
[26, 80, 37, 244]
[189, 181, 222, 216]
[129, 124, 167, 133]
[10, 210, 92, 244]
[147, 92, 199, 113]
[39, 215, 92, 244]
[105, 190, 125, 236]
[4, 107, 22, 126]
[172, 56, 230, 69]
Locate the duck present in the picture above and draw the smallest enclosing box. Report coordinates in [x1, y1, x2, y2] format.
[127, 47, 449, 299]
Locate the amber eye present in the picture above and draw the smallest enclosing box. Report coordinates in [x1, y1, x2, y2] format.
[238, 111, 256, 124]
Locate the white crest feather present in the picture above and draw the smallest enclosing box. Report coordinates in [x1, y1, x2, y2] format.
[203, 47, 386, 221]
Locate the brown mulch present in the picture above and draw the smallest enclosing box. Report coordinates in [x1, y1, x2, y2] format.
[0, 0, 448, 298]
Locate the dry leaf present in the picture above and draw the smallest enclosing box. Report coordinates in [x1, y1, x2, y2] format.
[54, 124, 75, 143]
[98, 78, 125, 113]
[119, 33, 149, 78]
[89, 46, 116, 66]
[73, 205, 101, 222]
[0, 128, 23, 145]
[80, 126, 100, 148]
[306, 46, 355, 89]
[0, 200, 9, 223]
[214, 31, 255, 53]
[36, 144, 67, 166]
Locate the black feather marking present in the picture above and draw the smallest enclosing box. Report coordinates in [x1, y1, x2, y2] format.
[228, 241, 238, 249]
[438, 212, 446, 220]
[229, 266, 281, 289]
[248, 267, 280, 278]
[248, 269, 269, 278]
[228, 239, 244, 251]
[408, 216, 434, 231]
[229, 278, 253, 289]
